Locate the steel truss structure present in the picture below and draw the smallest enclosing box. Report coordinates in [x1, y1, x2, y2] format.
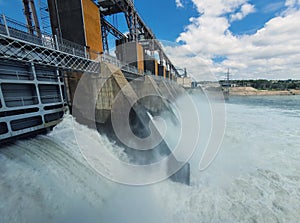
[0, 15, 101, 74]
[97, 0, 180, 76]
[0, 34, 101, 74]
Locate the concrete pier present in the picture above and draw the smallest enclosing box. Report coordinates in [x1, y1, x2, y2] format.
[0, 0, 192, 184]
[69, 61, 190, 185]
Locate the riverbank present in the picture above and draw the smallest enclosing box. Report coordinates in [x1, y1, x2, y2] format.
[229, 87, 300, 96]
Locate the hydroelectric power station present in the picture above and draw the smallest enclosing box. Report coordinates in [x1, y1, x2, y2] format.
[0, 0, 191, 184]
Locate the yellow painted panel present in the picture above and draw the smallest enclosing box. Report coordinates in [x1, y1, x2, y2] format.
[137, 43, 144, 74]
[82, 0, 103, 58]
[155, 60, 158, 76]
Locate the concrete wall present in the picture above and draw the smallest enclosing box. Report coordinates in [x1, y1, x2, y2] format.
[177, 77, 192, 88]
[67, 61, 189, 184]
[176, 77, 183, 86]
[95, 63, 131, 123]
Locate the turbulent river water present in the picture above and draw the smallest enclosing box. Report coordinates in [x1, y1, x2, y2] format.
[0, 94, 300, 223]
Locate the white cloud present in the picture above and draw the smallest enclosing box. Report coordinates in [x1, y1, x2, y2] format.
[262, 2, 285, 13]
[285, 0, 300, 8]
[283, 0, 300, 15]
[230, 3, 255, 21]
[176, 0, 184, 8]
[169, 0, 300, 80]
[193, 0, 249, 16]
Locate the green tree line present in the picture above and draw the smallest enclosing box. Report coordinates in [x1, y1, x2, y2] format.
[220, 79, 300, 90]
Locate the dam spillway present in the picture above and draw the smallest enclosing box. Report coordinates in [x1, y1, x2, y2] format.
[0, 0, 193, 185]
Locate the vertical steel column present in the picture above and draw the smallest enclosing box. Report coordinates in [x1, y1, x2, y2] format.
[84, 46, 88, 59]
[31, 62, 45, 124]
[63, 71, 72, 109]
[31, 62, 41, 105]
[56, 69, 64, 103]
[0, 82, 6, 110]
[125, 7, 136, 41]
[54, 34, 59, 50]
[101, 21, 109, 53]
[2, 14, 10, 37]
[133, 12, 138, 40]
[159, 51, 164, 66]
[0, 83, 13, 134]
[29, 0, 42, 38]
[22, 0, 35, 35]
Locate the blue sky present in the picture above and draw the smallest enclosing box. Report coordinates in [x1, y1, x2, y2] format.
[229, 0, 286, 35]
[1, 0, 300, 80]
[0, 0, 197, 41]
[1, 0, 285, 40]
[0, 0, 286, 39]
[134, 0, 198, 41]
[0, 0, 24, 21]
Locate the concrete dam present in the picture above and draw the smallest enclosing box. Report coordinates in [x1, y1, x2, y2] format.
[0, 0, 192, 184]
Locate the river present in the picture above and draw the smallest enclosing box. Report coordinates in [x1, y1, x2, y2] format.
[1, 94, 299, 223]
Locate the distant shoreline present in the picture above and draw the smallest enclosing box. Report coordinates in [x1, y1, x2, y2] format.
[228, 87, 300, 96]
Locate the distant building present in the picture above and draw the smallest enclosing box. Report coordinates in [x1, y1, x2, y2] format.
[177, 77, 192, 88]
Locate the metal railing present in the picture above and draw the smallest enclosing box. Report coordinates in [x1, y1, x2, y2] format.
[100, 53, 146, 75]
[58, 38, 86, 58]
[0, 14, 87, 58]
[1, 15, 43, 45]
[0, 14, 151, 76]
[0, 14, 177, 79]
[0, 14, 101, 73]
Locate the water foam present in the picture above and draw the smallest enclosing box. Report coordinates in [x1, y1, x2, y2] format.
[1, 95, 300, 223]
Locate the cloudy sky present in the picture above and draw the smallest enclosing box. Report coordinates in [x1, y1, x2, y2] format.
[138, 0, 300, 80]
[1, 0, 300, 80]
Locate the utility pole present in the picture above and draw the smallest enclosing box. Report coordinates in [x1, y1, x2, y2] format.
[224, 68, 230, 100]
[226, 68, 230, 85]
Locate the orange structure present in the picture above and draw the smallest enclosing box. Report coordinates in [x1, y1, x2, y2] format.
[82, 0, 103, 57]
[48, 0, 103, 57]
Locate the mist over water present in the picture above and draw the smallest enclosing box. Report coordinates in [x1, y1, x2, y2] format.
[157, 95, 300, 222]
[1, 94, 300, 223]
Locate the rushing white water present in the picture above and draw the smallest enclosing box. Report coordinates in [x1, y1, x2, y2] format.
[1, 94, 300, 223]
[155, 95, 300, 223]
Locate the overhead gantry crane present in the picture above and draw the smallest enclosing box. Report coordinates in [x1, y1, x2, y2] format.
[97, 0, 180, 77]
[42, 0, 179, 78]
